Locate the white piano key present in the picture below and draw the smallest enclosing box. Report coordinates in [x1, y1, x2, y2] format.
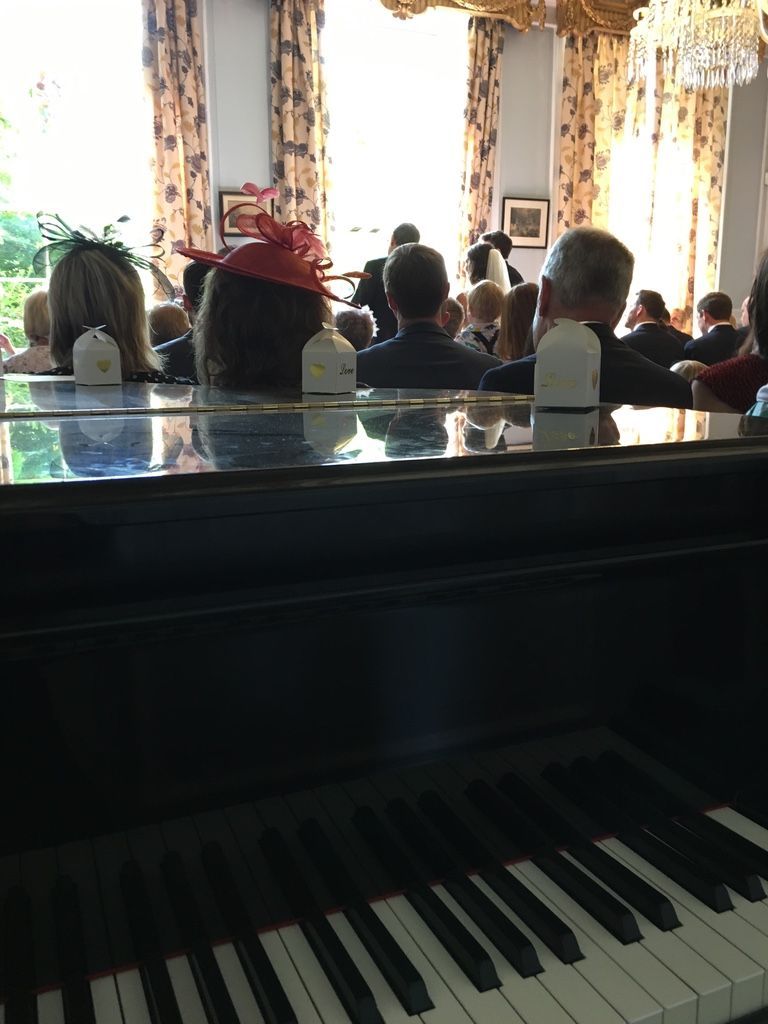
[602, 838, 764, 1020]
[37, 989, 65, 1024]
[115, 969, 154, 1024]
[707, 807, 768, 854]
[259, 928, 323, 1024]
[472, 872, 623, 1024]
[327, 909, 418, 1024]
[516, 858, 680, 1024]
[510, 861, 663, 1024]
[278, 921, 353, 1023]
[558, 850, 732, 1024]
[166, 954, 209, 1024]
[430, 885, 577, 1024]
[214, 941, 266, 1024]
[370, 896, 475, 1024]
[90, 975, 124, 1022]
[607, 836, 768, 990]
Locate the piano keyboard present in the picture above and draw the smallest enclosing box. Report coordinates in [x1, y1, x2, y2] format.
[3, 731, 768, 1024]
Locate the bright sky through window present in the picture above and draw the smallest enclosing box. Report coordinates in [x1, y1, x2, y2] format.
[323, 0, 469, 291]
[0, 0, 152, 246]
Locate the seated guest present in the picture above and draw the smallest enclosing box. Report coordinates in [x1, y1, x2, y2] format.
[180, 212, 360, 389]
[441, 297, 465, 339]
[156, 260, 210, 380]
[455, 280, 504, 354]
[149, 301, 190, 347]
[735, 294, 752, 352]
[2, 289, 52, 373]
[670, 359, 709, 383]
[684, 292, 739, 365]
[481, 230, 524, 287]
[356, 244, 501, 390]
[335, 307, 376, 351]
[496, 282, 538, 362]
[693, 251, 768, 414]
[36, 216, 185, 383]
[479, 227, 692, 409]
[353, 222, 420, 343]
[622, 290, 685, 368]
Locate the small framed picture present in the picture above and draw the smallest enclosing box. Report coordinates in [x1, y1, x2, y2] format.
[218, 189, 274, 238]
[501, 197, 550, 249]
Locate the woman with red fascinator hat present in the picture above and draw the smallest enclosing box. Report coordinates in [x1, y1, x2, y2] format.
[179, 185, 366, 390]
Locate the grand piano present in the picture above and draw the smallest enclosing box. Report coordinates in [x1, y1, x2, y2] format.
[2, 378, 768, 1024]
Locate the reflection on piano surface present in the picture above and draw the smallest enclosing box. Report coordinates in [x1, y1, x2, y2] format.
[2, 382, 768, 1023]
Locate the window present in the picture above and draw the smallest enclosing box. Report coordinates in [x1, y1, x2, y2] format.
[0, 0, 151, 345]
[323, 0, 468, 287]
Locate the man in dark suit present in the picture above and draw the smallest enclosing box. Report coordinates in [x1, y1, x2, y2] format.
[622, 290, 686, 368]
[481, 230, 524, 287]
[478, 227, 692, 410]
[353, 223, 420, 343]
[684, 292, 739, 366]
[155, 260, 210, 380]
[356, 244, 501, 390]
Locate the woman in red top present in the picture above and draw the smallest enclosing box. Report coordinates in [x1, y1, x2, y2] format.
[693, 252, 767, 413]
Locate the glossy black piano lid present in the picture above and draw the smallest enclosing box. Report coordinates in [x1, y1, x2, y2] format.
[1, 381, 768, 850]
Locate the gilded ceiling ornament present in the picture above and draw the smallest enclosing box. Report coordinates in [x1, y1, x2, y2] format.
[556, 0, 638, 35]
[379, 0, 546, 29]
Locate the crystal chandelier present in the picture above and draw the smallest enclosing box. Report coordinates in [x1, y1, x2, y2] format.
[629, 0, 768, 89]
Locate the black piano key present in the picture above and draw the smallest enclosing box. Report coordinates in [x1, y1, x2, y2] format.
[426, 775, 634, 951]
[414, 782, 582, 964]
[584, 756, 765, 901]
[570, 758, 735, 912]
[259, 827, 384, 1024]
[531, 851, 642, 943]
[463, 778, 545, 857]
[383, 797, 541, 978]
[223, 803, 295, 927]
[52, 876, 97, 1024]
[540, 762, 681, 930]
[126, 827, 184, 957]
[161, 850, 240, 1024]
[21, 846, 61, 990]
[351, 804, 501, 992]
[481, 863, 583, 963]
[201, 841, 298, 1024]
[56, 841, 113, 978]
[496, 770, 584, 848]
[597, 751, 768, 883]
[297, 817, 434, 1014]
[3, 885, 37, 1024]
[162, 819, 228, 940]
[120, 860, 185, 1024]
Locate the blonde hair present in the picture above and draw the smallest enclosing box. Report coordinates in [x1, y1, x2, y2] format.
[48, 247, 161, 373]
[23, 289, 50, 345]
[148, 302, 190, 346]
[467, 280, 504, 324]
[670, 359, 709, 383]
[496, 282, 538, 362]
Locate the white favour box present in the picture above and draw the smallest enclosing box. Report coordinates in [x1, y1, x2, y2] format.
[534, 318, 600, 409]
[73, 327, 122, 386]
[302, 325, 357, 395]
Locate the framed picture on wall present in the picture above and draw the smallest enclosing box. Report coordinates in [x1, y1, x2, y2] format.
[218, 189, 275, 238]
[502, 197, 550, 249]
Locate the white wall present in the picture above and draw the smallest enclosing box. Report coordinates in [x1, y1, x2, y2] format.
[718, 72, 768, 303]
[204, 0, 271, 244]
[494, 25, 558, 284]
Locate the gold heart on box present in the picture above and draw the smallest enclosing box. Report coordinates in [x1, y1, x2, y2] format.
[96, 359, 111, 373]
[310, 363, 325, 378]
[591, 369, 598, 389]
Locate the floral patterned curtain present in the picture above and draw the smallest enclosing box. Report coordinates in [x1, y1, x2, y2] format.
[142, 0, 213, 291]
[556, 33, 728, 329]
[271, 0, 332, 246]
[458, 17, 505, 272]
